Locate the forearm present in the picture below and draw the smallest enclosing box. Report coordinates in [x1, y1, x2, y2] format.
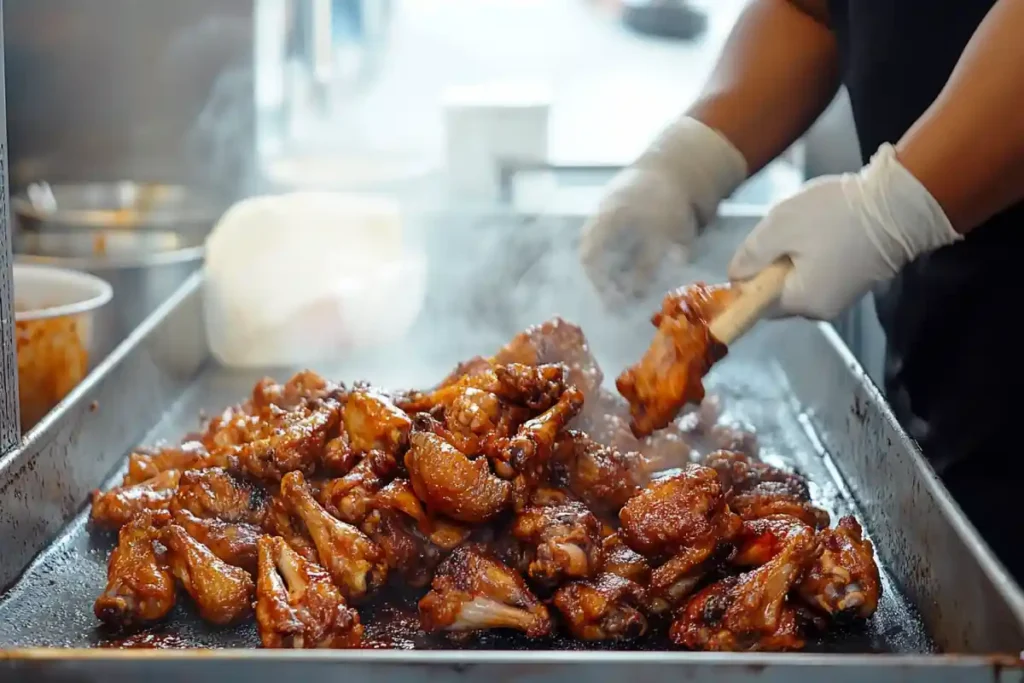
[687, 0, 840, 175]
[896, 0, 1024, 234]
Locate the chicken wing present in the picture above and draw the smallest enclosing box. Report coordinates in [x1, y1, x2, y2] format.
[599, 532, 652, 584]
[251, 370, 341, 411]
[732, 514, 813, 568]
[343, 389, 412, 456]
[255, 535, 363, 648]
[670, 524, 820, 651]
[553, 573, 648, 641]
[162, 524, 255, 625]
[281, 471, 388, 602]
[233, 400, 340, 481]
[645, 539, 732, 615]
[617, 283, 736, 438]
[169, 467, 267, 525]
[511, 502, 603, 588]
[319, 449, 399, 525]
[173, 509, 261, 574]
[94, 511, 175, 628]
[405, 429, 511, 524]
[550, 430, 646, 516]
[262, 494, 319, 563]
[797, 516, 881, 620]
[493, 318, 604, 399]
[322, 431, 359, 475]
[122, 441, 208, 486]
[618, 464, 740, 559]
[419, 545, 551, 638]
[91, 469, 181, 530]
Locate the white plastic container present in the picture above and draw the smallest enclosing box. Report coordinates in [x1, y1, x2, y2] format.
[203, 191, 427, 368]
[13, 264, 113, 431]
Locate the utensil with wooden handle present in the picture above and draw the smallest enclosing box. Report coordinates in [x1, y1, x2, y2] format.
[708, 257, 793, 345]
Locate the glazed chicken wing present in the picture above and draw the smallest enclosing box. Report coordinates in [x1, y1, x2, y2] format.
[599, 532, 652, 584]
[281, 471, 388, 602]
[262, 494, 319, 563]
[251, 370, 341, 411]
[550, 430, 646, 516]
[94, 511, 175, 628]
[173, 509, 261, 574]
[511, 502, 603, 588]
[343, 389, 412, 456]
[91, 469, 181, 530]
[122, 441, 208, 486]
[232, 400, 340, 481]
[400, 363, 565, 415]
[419, 545, 551, 638]
[797, 516, 881, 620]
[319, 449, 399, 525]
[492, 317, 604, 399]
[169, 467, 267, 525]
[256, 535, 363, 648]
[163, 524, 255, 625]
[618, 464, 740, 559]
[671, 524, 820, 651]
[732, 514, 813, 568]
[617, 283, 736, 438]
[322, 431, 359, 475]
[553, 573, 648, 641]
[405, 429, 511, 524]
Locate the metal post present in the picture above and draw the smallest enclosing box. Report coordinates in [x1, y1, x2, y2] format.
[0, 0, 20, 452]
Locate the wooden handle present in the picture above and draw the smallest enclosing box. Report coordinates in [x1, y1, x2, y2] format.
[707, 257, 793, 346]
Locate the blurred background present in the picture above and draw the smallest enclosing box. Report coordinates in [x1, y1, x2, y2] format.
[3, 0, 880, 383]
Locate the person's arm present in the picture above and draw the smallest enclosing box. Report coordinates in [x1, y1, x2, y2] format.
[897, 0, 1024, 233]
[688, 0, 840, 175]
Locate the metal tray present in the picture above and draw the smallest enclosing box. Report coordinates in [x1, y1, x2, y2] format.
[1, 211, 1023, 682]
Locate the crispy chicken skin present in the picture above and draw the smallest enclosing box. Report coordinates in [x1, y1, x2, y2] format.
[798, 516, 881, 620]
[618, 464, 740, 559]
[163, 524, 255, 625]
[344, 389, 412, 456]
[170, 467, 267, 525]
[511, 502, 603, 587]
[94, 512, 176, 628]
[172, 509, 261, 574]
[617, 283, 736, 438]
[123, 441, 208, 486]
[405, 429, 512, 524]
[281, 471, 388, 602]
[550, 430, 646, 516]
[91, 469, 182, 530]
[319, 449, 399, 525]
[419, 545, 551, 638]
[671, 524, 820, 651]
[256, 536, 363, 649]
[553, 573, 648, 641]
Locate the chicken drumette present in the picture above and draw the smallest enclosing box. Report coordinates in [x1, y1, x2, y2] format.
[419, 545, 552, 638]
[163, 524, 255, 625]
[510, 502, 603, 588]
[798, 516, 881, 620]
[553, 573, 648, 641]
[256, 536, 363, 649]
[343, 388, 412, 456]
[281, 471, 388, 602]
[122, 441, 208, 486]
[91, 469, 181, 530]
[617, 283, 737, 438]
[169, 467, 267, 525]
[173, 509, 261, 574]
[231, 400, 341, 482]
[319, 449, 399, 526]
[550, 430, 647, 516]
[671, 524, 820, 651]
[94, 511, 176, 628]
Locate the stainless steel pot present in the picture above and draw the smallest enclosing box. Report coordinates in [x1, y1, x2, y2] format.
[12, 182, 221, 359]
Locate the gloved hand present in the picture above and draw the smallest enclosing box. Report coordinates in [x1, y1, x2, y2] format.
[728, 143, 962, 320]
[580, 117, 748, 304]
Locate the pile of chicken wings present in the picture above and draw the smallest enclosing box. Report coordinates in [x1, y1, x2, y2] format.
[90, 318, 880, 652]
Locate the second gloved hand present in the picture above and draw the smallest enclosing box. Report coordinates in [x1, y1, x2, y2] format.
[728, 143, 962, 320]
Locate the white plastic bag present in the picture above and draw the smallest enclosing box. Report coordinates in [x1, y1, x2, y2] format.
[204, 192, 426, 367]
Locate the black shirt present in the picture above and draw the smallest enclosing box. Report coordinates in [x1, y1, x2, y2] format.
[828, 0, 1024, 473]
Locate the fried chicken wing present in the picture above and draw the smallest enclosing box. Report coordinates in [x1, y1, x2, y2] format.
[645, 540, 733, 615]
[162, 524, 254, 625]
[798, 516, 881, 620]
[550, 430, 646, 516]
[405, 429, 511, 524]
[91, 469, 181, 530]
[617, 283, 736, 438]
[732, 514, 813, 568]
[255, 535, 363, 648]
[233, 401, 340, 481]
[94, 512, 175, 628]
[173, 509, 261, 573]
[511, 502, 603, 587]
[600, 532, 652, 584]
[492, 317, 604, 399]
[400, 363, 565, 415]
[319, 449, 399, 525]
[169, 467, 267, 525]
[419, 545, 551, 638]
[281, 471, 388, 602]
[553, 573, 648, 641]
[123, 441, 208, 486]
[343, 389, 412, 456]
[251, 370, 340, 411]
[322, 432, 359, 475]
[729, 482, 830, 530]
[262, 495, 319, 563]
[618, 464, 740, 559]
[670, 525, 820, 651]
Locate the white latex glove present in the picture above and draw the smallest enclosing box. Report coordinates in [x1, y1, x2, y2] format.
[580, 117, 748, 303]
[728, 143, 962, 320]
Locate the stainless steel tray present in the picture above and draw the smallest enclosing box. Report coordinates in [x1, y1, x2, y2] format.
[1, 211, 1022, 682]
